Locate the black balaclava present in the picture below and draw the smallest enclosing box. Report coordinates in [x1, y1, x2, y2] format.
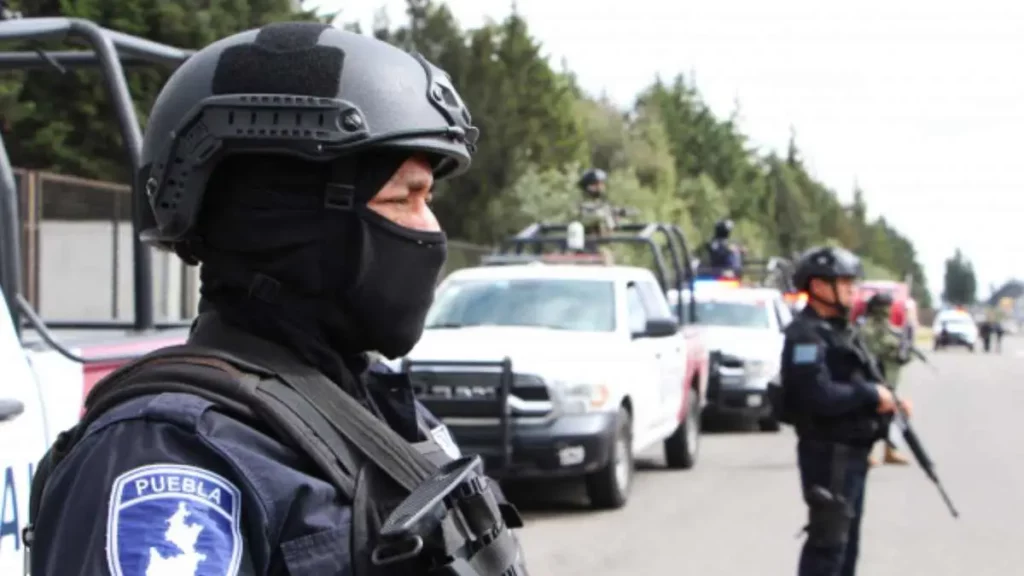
[195, 152, 447, 385]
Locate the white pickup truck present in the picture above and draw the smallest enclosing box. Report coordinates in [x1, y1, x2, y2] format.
[673, 282, 791, 431]
[396, 261, 707, 509]
[0, 290, 186, 574]
[0, 17, 198, 573]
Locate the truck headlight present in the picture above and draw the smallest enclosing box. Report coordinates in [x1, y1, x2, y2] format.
[551, 380, 610, 414]
[745, 360, 775, 379]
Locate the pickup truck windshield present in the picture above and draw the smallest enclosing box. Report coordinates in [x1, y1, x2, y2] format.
[426, 278, 616, 332]
[692, 301, 771, 329]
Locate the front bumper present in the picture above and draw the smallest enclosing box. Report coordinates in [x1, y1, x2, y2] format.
[447, 412, 619, 480]
[705, 358, 773, 419]
[935, 332, 975, 346]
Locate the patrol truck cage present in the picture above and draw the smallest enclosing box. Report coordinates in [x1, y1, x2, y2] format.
[496, 221, 699, 323]
[0, 15, 193, 347]
[400, 357, 516, 474]
[695, 256, 796, 293]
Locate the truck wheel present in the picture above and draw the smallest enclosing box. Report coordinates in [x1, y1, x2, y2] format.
[664, 385, 700, 470]
[586, 407, 633, 510]
[758, 417, 781, 432]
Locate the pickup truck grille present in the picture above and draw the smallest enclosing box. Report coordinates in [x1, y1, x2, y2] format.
[711, 351, 745, 369]
[408, 371, 551, 401]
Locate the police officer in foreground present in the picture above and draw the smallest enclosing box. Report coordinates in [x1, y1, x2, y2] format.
[777, 246, 911, 576]
[28, 23, 527, 576]
[860, 292, 911, 466]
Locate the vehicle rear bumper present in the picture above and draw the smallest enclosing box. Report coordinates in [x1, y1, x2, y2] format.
[705, 372, 773, 419]
[705, 388, 773, 419]
[449, 412, 619, 480]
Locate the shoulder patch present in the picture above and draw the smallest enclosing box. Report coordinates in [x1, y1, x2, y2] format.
[791, 343, 821, 365]
[106, 464, 243, 576]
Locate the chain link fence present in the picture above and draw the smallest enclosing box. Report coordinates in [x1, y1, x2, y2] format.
[14, 169, 493, 322]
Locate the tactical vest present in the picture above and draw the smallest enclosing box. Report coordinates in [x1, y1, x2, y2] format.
[770, 318, 886, 444]
[705, 240, 733, 268]
[24, 315, 527, 576]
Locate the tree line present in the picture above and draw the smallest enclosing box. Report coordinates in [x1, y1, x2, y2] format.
[1, 0, 932, 308]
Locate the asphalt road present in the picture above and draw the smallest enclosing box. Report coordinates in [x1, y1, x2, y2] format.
[509, 336, 1022, 576]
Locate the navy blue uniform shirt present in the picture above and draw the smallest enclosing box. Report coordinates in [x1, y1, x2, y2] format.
[30, 362, 453, 576]
[781, 307, 881, 443]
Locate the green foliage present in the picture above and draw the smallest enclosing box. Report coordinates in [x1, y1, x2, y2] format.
[942, 249, 977, 306]
[0, 0, 932, 308]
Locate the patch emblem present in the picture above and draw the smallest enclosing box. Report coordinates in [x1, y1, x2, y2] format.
[430, 425, 462, 459]
[106, 464, 243, 576]
[792, 343, 820, 365]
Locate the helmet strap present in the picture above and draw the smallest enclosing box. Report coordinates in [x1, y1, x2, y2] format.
[808, 278, 850, 318]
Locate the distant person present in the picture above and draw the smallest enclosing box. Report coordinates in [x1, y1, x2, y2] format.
[704, 218, 742, 276]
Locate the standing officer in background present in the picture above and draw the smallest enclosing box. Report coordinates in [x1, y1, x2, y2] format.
[860, 292, 911, 466]
[577, 167, 618, 263]
[577, 168, 614, 236]
[775, 246, 911, 576]
[27, 22, 527, 576]
[703, 218, 743, 277]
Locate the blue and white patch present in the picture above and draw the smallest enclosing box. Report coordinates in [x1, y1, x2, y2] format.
[106, 464, 243, 576]
[792, 343, 821, 365]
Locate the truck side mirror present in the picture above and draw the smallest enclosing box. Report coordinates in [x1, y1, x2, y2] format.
[634, 317, 678, 339]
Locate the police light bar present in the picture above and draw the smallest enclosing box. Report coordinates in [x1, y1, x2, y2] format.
[694, 278, 740, 289]
[783, 291, 808, 304]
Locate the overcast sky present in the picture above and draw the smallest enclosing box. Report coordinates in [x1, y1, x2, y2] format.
[316, 0, 1024, 300]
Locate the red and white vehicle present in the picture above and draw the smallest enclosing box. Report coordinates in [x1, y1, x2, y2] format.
[851, 279, 920, 336]
[0, 19, 193, 572]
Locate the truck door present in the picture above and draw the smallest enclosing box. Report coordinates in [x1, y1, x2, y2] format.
[0, 295, 47, 575]
[634, 281, 685, 430]
[625, 282, 662, 440]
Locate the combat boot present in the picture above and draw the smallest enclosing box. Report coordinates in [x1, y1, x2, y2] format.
[884, 446, 910, 465]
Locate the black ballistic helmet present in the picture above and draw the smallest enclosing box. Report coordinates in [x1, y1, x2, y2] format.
[137, 22, 479, 256]
[867, 291, 894, 311]
[578, 168, 608, 191]
[792, 246, 863, 291]
[714, 218, 734, 238]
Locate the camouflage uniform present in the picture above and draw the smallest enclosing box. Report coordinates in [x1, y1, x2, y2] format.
[861, 299, 910, 465]
[578, 199, 616, 238]
[862, 315, 904, 389]
[576, 168, 617, 264]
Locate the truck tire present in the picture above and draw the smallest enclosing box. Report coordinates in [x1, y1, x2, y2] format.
[758, 417, 781, 432]
[663, 384, 700, 469]
[586, 407, 633, 510]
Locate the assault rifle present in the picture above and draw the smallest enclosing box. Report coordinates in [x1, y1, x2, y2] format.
[849, 331, 959, 518]
[891, 327, 934, 368]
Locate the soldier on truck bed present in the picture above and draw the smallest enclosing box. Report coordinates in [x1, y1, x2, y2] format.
[703, 218, 743, 278]
[575, 168, 638, 264]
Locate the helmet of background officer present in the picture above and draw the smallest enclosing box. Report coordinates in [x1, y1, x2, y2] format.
[713, 218, 734, 240]
[792, 246, 864, 318]
[578, 168, 608, 199]
[137, 22, 478, 359]
[866, 292, 894, 319]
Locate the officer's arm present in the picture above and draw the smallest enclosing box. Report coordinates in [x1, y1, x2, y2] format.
[783, 333, 880, 417]
[31, 399, 268, 576]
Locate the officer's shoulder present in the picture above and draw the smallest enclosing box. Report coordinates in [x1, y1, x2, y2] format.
[83, 391, 216, 438]
[784, 314, 821, 342]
